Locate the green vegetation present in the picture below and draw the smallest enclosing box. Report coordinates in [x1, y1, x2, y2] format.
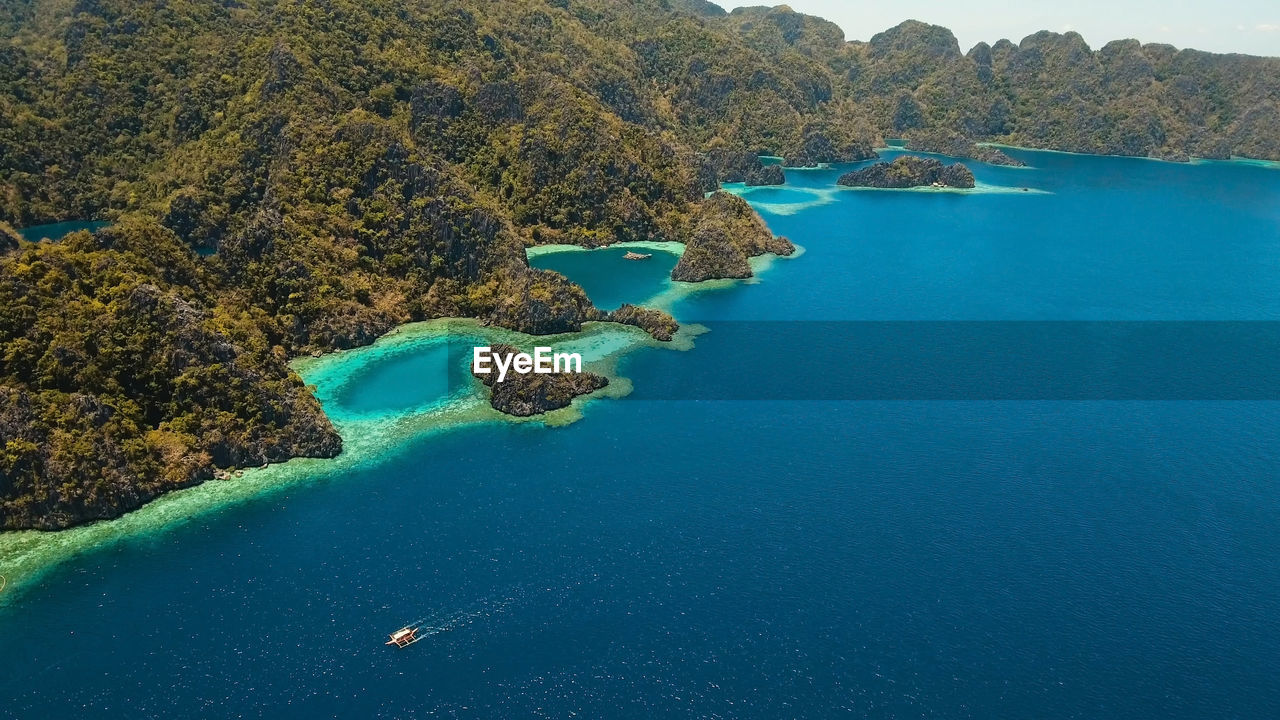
[843, 21, 1280, 160]
[472, 343, 609, 417]
[673, 191, 793, 282]
[0, 221, 339, 529]
[602, 304, 680, 342]
[0, 0, 1276, 527]
[838, 156, 975, 189]
[903, 130, 1023, 166]
[0, 221, 18, 252]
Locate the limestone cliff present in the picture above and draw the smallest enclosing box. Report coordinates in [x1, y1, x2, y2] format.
[672, 193, 795, 282]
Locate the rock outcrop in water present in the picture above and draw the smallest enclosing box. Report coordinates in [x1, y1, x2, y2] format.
[672, 192, 795, 282]
[473, 343, 610, 417]
[838, 156, 976, 189]
[603, 304, 679, 341]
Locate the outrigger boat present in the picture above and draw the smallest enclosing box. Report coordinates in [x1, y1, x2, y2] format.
[622, 251, 652, 261]
[386, 625, 422, 648]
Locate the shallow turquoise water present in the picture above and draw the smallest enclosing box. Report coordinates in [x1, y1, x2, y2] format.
[528, 246, 679, 310]
[730, 185, 822, 205]
[2, 150, 1280, 718]
[328, 338, 473, 418]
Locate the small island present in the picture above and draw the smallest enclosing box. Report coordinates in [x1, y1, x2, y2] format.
[602, 304, 679, 342]
[837, 156, 976, 189]
[473, 343, 609, 417]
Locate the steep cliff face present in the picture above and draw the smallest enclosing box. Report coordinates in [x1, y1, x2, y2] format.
[485, 269, 602, 336]
[672, 221, 754, 282]
[703, 149, 787, 186]
[784, 130, 878, 167]
[672, 192, 794, 282]
[841, 20, 1280, 160]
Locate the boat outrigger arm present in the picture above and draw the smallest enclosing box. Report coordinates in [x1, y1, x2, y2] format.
[386, 626, 421, 648]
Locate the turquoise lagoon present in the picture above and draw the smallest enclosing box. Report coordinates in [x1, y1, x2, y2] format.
[2, 149, 1280, 718]
[528, 242, 683, 310]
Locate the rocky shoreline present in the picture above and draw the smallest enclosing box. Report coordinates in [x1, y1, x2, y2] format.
[602, 304, 680, 342]
[702, 149, 785, 187]
[672, 192, 795, 282]
[784, 130, 879, 167]
[838, 156, 976, 189]
[903, 131, 1025, 167]
[472, 343, 610, 417]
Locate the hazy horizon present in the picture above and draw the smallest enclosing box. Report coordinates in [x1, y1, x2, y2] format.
[714, 1, 1280, 57]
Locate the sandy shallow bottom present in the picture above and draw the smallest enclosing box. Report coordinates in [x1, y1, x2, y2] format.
[723, 181, 1047, 216]
[525, 239, 686, 259]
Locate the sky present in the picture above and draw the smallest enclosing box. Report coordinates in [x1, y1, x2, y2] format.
[715, 1, 1280, 56]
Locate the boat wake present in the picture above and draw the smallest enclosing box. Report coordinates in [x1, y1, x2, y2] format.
[389, 573, 604, 646]
[401, 593, 519, 639]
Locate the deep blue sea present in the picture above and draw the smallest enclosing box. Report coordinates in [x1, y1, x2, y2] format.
[3, 150, 1280, 718]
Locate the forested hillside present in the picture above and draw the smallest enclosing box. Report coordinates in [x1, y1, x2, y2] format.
[1, 0, 1277, 528]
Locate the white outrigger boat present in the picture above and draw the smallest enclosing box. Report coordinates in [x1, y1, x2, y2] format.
[385, 625, 422, 648]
